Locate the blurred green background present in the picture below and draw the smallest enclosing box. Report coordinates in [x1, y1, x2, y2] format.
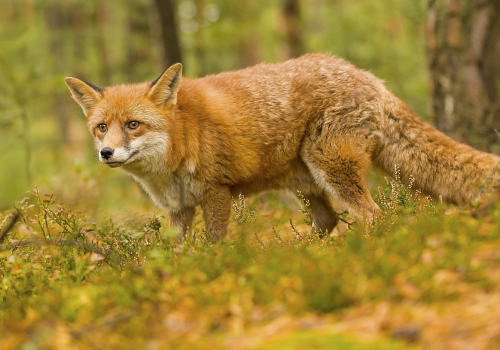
[0, 0, 428, 215]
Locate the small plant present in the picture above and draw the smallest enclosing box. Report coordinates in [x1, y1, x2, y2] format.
[297, 190, 313, 226]
[377, 164, 439, 217]
[144, 215, 163, 243]
[1, 184, 499, 349]
[232, 194, 256, 225]
[371, 164, 441, 236]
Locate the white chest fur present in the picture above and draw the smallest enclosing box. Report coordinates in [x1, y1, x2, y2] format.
[118, 132, 202, 213]
[127, 167, 202, 213]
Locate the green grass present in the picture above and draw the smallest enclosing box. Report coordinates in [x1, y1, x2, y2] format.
[253, 332, 416, 350]
[1, 174, 500, 349]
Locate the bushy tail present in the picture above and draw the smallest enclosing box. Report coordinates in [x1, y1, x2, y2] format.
[373, 93, 500, 204]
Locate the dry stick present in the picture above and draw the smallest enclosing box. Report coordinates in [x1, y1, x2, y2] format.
[70, 311, 137, 338]
[0, 239, 115, 259]
[254, 232, 267, 251]
[0, 212, 20, 244]
[336, 211, 354, 228]
[0, 238, 143, 273]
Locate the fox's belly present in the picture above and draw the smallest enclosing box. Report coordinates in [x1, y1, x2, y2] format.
[230, 158, 319, 197]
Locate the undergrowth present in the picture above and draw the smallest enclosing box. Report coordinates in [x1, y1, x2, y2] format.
[1, 170, 500, 349]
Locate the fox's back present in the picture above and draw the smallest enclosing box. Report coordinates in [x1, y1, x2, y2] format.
[174, 53, 386, 185]
[191, 54, 386, 139]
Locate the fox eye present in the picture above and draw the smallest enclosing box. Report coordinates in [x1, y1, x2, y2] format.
[98, 123, 107, 132]
[128, 121, 140, 130]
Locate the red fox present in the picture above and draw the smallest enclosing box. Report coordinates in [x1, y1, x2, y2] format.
[65, 53, 499, 242]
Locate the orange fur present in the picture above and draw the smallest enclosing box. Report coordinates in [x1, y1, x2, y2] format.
[65, 54, 499, 242]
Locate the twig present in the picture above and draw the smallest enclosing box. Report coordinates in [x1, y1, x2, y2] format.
[70, 311, 137, 338]
[0, 238, 142, 273]
[1, 238, 108, 255]
[337, 212, 354, 229]
[0, 212, 20, 244]
[254, 232, 267, 251]
[272, 227, 285, 246]
[289, 219, 302, 241]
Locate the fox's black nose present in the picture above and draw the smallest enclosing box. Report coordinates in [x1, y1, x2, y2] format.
[100, 147, 114, 160]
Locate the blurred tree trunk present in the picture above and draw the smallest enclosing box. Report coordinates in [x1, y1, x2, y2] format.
[46, 4, 71, 144]
[194, 0, 207, 74]
[153, 0, 183, 67]
[94, 1, 112, 85]
[127, 2, 155, 78]
[281, 0, 303, 59]
[239, 36, 260, 68]
[427, 0, 500, 151]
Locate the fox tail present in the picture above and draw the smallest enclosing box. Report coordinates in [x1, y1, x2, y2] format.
[373, 94, 500, 204]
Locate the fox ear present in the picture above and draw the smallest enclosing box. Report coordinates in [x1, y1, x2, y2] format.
[65, 77, 103, 116]
[148, 63, 182, 108]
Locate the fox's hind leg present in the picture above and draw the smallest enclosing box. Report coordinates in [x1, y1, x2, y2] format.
[301, 138, 379, 221]
[306, 192, 340, 235]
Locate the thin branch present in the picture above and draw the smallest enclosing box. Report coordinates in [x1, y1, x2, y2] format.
[254, 232, 267, 251]
[1, 238, 107, 254]
[336, 211, 354, 229]
[0, 212, 20, 244]
[0, 238, 143, 273]
[70, 311, 137, 338]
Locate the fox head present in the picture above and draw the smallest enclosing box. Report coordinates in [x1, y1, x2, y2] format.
[65, 64, 182, 173]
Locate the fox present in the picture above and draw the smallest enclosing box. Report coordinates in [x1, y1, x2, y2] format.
[65, 53, 499, 242]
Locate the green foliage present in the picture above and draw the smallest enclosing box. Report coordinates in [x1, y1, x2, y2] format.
[253, 332, 416, 350]
[1, 179, 500, 348]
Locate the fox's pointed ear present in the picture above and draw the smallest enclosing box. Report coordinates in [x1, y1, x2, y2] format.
[148, 63, 182, 108]
[64, 77, 103, 116]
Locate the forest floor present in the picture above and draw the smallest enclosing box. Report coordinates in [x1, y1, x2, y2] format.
[1, 172, 500, 349]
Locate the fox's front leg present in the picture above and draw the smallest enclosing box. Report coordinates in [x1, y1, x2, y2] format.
[168, 207, 196, 244]
[201, 186, 231, 243]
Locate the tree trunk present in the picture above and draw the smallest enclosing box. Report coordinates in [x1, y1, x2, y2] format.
[45, 4, 71, 144]
[94, 1, 112, 85]
[153, 0, 183, 67]
[126, 2, 155, 77]
[427, 0, 500, 151]
[281, 0, 303, 59]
